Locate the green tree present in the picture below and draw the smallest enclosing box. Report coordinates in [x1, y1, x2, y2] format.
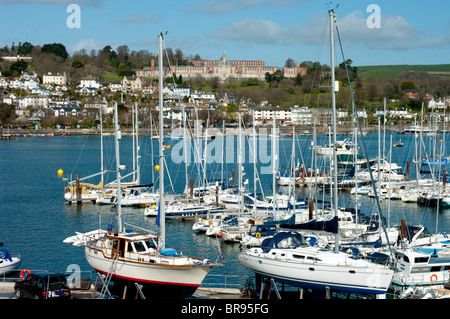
[9, 59, 29, 75]
[338, 59, 357, 81]
[117, 63, 134, 76]
[401, 80, 416, 91]
[41, 43, 68, 60]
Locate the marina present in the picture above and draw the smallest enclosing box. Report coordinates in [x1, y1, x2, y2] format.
[2, 120, 450, 300]
[2, 13, 450, 304]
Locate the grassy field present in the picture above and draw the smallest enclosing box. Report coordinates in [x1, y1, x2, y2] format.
[357, 64, 450, 79]
[102, 71, 122, 83]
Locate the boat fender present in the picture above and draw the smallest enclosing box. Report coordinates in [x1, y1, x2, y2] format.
[430, 274, 438, 282]
[20, 269, 31, 280]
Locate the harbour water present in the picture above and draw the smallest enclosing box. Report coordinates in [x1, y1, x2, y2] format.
[1, 130, 450, 294]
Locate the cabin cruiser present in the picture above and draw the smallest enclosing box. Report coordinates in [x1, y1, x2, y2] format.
[391, 246, 450, 290]
[144, 200, 224, 219]
[356, 160, 405, 183]
[313, 138, 356, 156]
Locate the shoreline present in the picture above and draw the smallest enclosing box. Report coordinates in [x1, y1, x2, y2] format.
[1, 124, 410, 138]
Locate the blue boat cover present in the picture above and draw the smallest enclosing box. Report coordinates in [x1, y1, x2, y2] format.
[160, 248, 177, 256]
[279, 216, 339, 234]
[261, 232, 309, 253]
[0, 249, 12, 261]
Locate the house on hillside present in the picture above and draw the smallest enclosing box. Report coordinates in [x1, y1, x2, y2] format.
[122, 76, 142, 92]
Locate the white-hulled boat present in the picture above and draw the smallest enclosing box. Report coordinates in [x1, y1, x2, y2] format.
[144, 200, 224, 219]
[238, 231, 394, 295]
[63, 34, 221, 299]
[391, 246, 450, 290]
[314, 138, 356, 156]
[0, 242, 21, 275]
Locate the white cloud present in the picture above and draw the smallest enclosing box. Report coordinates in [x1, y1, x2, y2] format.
[211, 11, 450, 51]
[68, 39, 110, 54]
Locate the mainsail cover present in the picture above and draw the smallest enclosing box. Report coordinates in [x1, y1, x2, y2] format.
[279, 216, 339, 234]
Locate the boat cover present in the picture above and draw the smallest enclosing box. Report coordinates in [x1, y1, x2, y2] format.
[261, 232, 309, 253]
[279, 216, 339, 234]
[0, 249, 12, 262]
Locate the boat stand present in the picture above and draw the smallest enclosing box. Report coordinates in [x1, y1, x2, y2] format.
[256, 275, 282, 299]
[135, 283, 145, 299]
[93, 253, 119, 299]
[92, 273, 113, 299]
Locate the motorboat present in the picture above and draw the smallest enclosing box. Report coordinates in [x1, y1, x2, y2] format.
[313, 138, 356, 156]
[391, 246, 450, 290]
[144, 200, 224, 219]
[0, 242, 21, 276]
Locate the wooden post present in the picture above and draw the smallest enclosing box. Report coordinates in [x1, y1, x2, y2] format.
[443, 170, 446, 193]
[406, 160, 410, 181]
[76, 175, 81, 204]
[216, 184, 219, 206]
[232, 169, 235, 187]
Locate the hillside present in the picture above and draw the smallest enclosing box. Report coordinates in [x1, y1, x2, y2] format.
[357, 64, 450, 79]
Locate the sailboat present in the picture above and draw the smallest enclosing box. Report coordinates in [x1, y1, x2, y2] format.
[238, 10, 394, 297]
[63, 34, 221, 299]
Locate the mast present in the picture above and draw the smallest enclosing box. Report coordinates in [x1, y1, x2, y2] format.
[272, 113, 278, 212]
[329, 9, 339, 252]
[150, 111, 155, 191]
[158, 33, 166, 249]
[135, 102, 140, 184]
[238, 112, 244, 211]
[253, 110, 257, 213]
[113, 102, 123, 233]
[100, 108, 104, 190]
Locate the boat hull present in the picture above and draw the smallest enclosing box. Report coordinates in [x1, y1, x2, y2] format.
[0, 257, 21, 275]
[238, 252, 393, 295]
[86, 247, 212, 299]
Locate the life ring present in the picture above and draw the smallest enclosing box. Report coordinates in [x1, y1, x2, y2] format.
[256, 232, 261, 238]
[209, 220, 213, 225]
[20, 269, 31, 280]
[430, 274, 438, 282]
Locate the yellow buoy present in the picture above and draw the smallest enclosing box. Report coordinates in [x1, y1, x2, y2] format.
[57, 169, 64, 176]
[154, 165, 160, 171]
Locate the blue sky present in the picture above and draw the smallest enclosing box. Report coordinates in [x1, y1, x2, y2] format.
[0, 0, 449, 68]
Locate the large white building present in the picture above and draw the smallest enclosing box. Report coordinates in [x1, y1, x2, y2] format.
[291, 106, 312, 125]
[42, 72, 67, 86]
[253, 106, 292, 124]
[135, 53, 306, 81]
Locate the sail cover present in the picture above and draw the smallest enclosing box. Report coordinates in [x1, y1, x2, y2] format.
[279, 216, 339, 234]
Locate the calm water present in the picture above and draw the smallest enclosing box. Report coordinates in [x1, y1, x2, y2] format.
[1, 130, 449, 288]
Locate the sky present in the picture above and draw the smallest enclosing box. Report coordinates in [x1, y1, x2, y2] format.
[0, 0, 449, 68]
